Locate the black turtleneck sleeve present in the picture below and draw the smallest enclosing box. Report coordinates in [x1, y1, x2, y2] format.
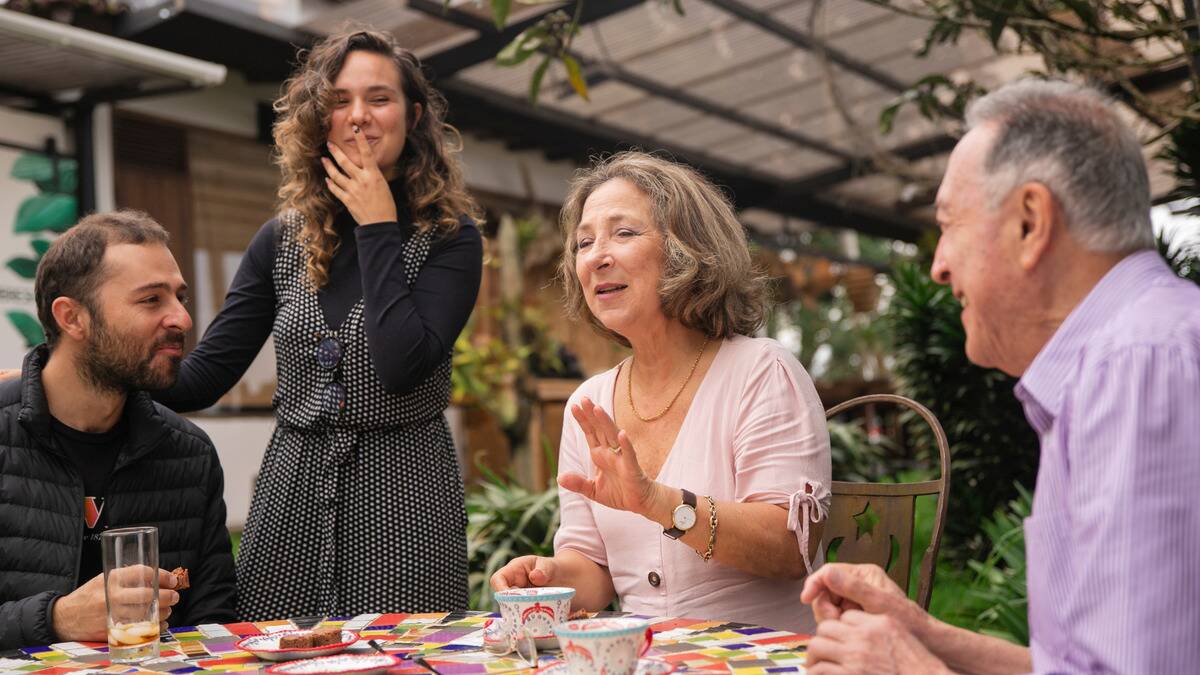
[155, 220, 280, 412]
[356, 217, 482, 394]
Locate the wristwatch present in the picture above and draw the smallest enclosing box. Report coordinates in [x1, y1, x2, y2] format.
[663, 488, 698, 540]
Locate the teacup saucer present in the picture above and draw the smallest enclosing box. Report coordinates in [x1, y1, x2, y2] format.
[482, 618, 560, 651]
[538, 658, 675, 675]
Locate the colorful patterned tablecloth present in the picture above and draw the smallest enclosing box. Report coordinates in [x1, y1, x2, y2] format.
[0, 612, 811, 675]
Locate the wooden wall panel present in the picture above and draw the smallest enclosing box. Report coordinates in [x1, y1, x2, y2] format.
[186, 127, 279, 410]
[113, 113, 196, 345]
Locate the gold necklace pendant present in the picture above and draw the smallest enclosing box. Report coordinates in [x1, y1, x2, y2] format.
[628, 336, 711, 423]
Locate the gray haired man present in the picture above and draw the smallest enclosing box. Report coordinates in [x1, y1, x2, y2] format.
[801, 80, 1200, 674]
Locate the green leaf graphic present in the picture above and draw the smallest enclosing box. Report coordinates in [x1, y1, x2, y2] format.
[6, 311, 45, 349]
[11, 154, 77, 193]
[15, 194, 76, 233]
[6, 258, 38, 279]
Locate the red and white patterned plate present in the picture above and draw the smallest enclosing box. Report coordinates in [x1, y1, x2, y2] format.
[265, 653, 402, 674]
[236, 630, 360, 662]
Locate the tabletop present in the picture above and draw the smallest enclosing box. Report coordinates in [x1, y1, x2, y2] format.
[0, 611, 812, 675]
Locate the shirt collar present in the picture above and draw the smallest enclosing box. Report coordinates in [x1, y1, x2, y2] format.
[1016, 249, 1168, 429]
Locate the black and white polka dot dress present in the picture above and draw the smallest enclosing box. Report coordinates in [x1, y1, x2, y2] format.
[235, 211, 469, 620]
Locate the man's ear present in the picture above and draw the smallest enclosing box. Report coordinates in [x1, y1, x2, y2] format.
[50, 296, 91, 343]
[1014, 181, 1058, 271]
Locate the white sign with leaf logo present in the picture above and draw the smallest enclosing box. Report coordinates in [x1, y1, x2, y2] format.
[0, 109, 70, 361]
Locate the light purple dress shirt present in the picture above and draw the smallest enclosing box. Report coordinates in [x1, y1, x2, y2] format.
[1015, 250, 1200, 674]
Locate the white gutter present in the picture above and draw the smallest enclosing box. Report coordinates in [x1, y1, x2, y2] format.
[0, 8, 227, 89]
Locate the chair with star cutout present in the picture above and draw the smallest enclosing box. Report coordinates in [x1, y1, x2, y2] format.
[821, 394, 951, 610]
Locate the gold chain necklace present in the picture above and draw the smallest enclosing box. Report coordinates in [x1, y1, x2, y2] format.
[627, 336, 711, 423]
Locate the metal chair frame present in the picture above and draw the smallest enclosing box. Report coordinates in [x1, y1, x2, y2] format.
[823, 394, 952, 609]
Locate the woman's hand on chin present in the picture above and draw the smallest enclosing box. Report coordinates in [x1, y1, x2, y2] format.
[322, 126, 398, 225]
[559, 397, 666, 520]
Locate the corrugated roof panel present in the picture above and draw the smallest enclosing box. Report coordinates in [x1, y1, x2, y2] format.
[0, 41, 161, 93]
[771, 0, 896, 38]
[300, 0, 415, 34]
[711, 131, 800, 160]
[617, 19, 793, 86]
[590, 91, 699, 134]
[595, 95, 702, 137]
[653, 115, 754, 151]
[555, 81, 649, 118]
[822, 15, 946, 63]
[748, 147, 845, 180]
[572, 2, 739, 63]
[687, 49, 820, 105]
[879, 46, 998, 86]
[801, 91, 944, 150]
[738, 68, 890, 132]
[458, 57, 540, 95]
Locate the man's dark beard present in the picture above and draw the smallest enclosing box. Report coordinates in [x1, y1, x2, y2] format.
[77, 312, 184, 393]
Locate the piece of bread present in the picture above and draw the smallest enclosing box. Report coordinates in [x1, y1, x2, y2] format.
[170, 567, 190, 591]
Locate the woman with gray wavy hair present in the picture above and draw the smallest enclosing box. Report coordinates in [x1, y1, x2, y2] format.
[491, 152, 832, 632]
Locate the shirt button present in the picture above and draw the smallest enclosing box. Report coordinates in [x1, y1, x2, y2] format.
[648, 571, 661, 587]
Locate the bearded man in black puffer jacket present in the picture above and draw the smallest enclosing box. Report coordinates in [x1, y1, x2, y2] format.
[0, 210, 236, 649]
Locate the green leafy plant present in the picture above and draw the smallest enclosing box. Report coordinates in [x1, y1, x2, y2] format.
[866, 0, 1200, 220]
[777, 287, 892, 386]
[1158, 229, 1200, 285]
[466, 456, 560, 610]
[452, 318, 528, 428]
[960, 483, 1032, 646]
[5, 152, 78, 348]
[827, 418, 894, 484]
[885, 261, 1039, 560]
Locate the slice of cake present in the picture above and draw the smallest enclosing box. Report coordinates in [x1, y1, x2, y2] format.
[278, 632, 314, 649]
[310, 627, 343, 647]
[277, 628, 343, 650]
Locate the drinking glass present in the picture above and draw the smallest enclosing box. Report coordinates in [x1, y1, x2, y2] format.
[101, 526, 161, 663]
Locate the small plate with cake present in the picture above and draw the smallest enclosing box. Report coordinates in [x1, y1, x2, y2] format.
[236, 628, 359, 661]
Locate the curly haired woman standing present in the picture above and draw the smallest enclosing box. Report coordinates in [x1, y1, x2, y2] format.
[156, 28, 483, 619]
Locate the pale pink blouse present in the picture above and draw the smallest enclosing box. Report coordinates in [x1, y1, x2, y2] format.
[553, 335, 831, 633]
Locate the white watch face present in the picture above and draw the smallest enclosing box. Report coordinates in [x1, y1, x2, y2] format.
[673, 505, 697, 530]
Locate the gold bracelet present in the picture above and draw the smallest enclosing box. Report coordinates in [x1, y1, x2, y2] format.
[699, 495, 717, 562]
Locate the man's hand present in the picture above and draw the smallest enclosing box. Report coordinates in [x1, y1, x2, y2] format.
[806, 610, 952, 675]
[0, 369, 18, 381]
[802, 563, 925, 632]
[490, 555, 563, 592]
[52, 570, 181, 642]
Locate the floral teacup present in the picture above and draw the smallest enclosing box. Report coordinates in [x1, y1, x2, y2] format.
[493, 586, 576, 648]
[553, 618, 652, 675]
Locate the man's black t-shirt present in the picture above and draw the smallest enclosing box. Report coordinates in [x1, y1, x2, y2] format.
[51, 416, 125, 587]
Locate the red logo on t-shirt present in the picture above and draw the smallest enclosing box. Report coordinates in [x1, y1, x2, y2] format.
[84, 497, 104, 530]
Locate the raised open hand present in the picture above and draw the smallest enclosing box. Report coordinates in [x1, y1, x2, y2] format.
[558, 397, 662, 517]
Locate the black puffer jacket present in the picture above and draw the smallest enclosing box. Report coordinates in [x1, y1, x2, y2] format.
[0, 346, 237, 649]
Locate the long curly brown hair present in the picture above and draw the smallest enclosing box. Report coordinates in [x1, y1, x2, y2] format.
[273, 27, 480, 288]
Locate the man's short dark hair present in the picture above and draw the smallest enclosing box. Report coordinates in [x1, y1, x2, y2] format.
[35, 210, 170, 347]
